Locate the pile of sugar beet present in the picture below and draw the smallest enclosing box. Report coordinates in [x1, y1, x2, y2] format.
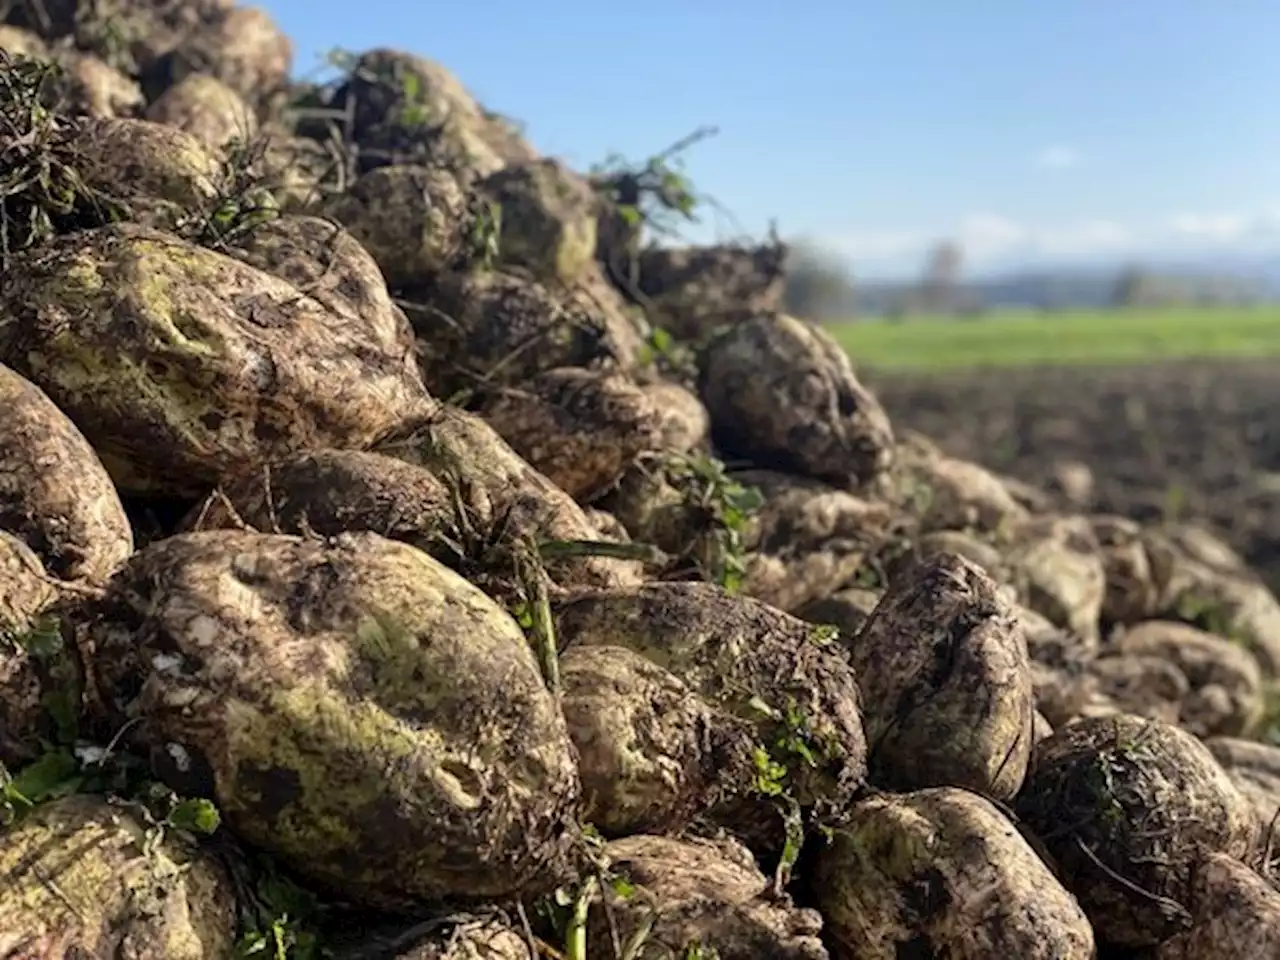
[3, 4, 1280, 959]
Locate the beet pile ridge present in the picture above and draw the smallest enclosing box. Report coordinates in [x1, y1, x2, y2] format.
[2, 6, 1280, 956]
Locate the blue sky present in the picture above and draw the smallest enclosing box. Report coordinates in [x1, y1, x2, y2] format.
[261, 0, 1280, 279]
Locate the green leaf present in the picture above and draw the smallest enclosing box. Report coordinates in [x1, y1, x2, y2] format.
[787, 739, 817, 767]
[400, 104, 428, 127]
[809, 624, 839, 646]
[510, 601, 534, 630]
[775, 795, 805, 890]
[40, 689, 79, 746]
[751, 747, 786, 796]
[237, 932, 269, 956]
[168, 797, 221, 835]
[609, 874, 637, 899]
[5, 749, 80, 806]
[16, 614, 62, 658]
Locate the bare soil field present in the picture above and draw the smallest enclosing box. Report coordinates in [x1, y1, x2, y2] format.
[864, 357, 1280, 590]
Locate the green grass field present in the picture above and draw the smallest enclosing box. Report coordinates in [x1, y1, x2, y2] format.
[825, 305, 1280, 370]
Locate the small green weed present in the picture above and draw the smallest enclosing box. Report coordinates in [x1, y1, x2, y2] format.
[232, 861, 325, 960]
[1, 616, 323, 957]
[746, 695, 840, 892]
[636, 326, 699, 384]
[0, 50, 126, 271]
[588, 127, 716, 241]
[173, 134, 283, 250]
[537, 824, 720, 960]
[665, 453, 763, 593]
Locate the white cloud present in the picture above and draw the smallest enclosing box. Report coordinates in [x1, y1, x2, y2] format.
[828, 215, 1129, 269]
[1035, 145, 1080, 170]
[953, 215, 1136, 262]
[1033, 219, 1132, 256]
[824, 229, 929, 262]
[956, 213, 1028, 259]
[1167, 212, 1251, 242]
[817, 206, 1280, 278]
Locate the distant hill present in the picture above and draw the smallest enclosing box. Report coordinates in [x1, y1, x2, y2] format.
[847, 260, 1280, 317]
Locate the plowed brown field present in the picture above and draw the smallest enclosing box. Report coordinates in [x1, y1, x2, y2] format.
[864, 358, 1280, 589]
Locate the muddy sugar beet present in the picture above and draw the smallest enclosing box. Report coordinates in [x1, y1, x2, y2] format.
[78, 529, 581, 909]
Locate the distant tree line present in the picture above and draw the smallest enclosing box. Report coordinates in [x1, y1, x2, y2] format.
[781, 240, 857, 320]
[884, 241, 986, 319]
[782, 238, 986, 322]
[782, 240, 1271, 323]
[1110, 266, 1265, 308]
